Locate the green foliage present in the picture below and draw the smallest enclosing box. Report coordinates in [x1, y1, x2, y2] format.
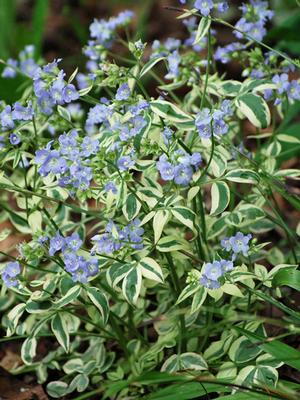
[0, 1, 300, 399]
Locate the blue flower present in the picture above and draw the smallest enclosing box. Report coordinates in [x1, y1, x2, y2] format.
[212, 111, 229, 136]
[12, 101, 34, 121]
[195, 108, 212, 139]
[87, 11, 134, 52]
[124, 219, 144, 249]
[288, 80, 300, 101]
[117, 155, 135, 171]
[2, 59, 18, 78]
[64, 253, 85, 273]
[157, 155, 175, 181]
[250, 69, 265, 79]
[174, 164, 193, 186]
[48, 151, 68, 175]
[157, 149, 201, 186]
[130, 115, 147, 136]
[37, 92, 55, 116]
[80, 136, 99, 157]
[64, 232, 83, 252]
[217, 2, 229, 12]
[200, 275, 221, 289]
[0, 106, 14, 130]
[190, 152, 202, 168]
[234, 0, 273, 42]
[116, 83, 131, 101]
[58, 130, 80, 160]
[92, 233, 120, 254]
[272, 74, 290, 95]
[49, 77, 65, 105]
[62, 84, 80, 103]
[128, 100, 149, 116]
[220, 259, 234, 272]
[162, 127, 174, 145]
[200, 257, 234, 289]
[49, 232, 66, 256]
[215, 43, 244, 64]
[38, 236, 48, 245]
[1, 261, 21, 287]
[9, 133, 21, 145]
[20, 58, 39, 77]
[194, 0, 214, 16]
[203, 261, 223, 281]
[92, 218, 144, 255]
[46, 231, 99, 283]
[221, 232, 252, 256]
[165, 51, 181, 80]
[85, 258, 99, 277]
[104, 181, 117, 194]
[86, 103, 112, 127]
[35, 128, 97, 192]
[196, 101, 232, 139]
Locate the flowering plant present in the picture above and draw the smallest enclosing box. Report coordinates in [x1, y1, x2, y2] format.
[0, 1, 300, 399]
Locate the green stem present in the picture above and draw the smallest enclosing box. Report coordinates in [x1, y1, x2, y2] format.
[0, 183, 105, 218]
[109, 313, 130, 357]
[165, 253, 186, 353]
[0, 250, 55, 274]
[197, 190, 208, 253]
[192, 198, 206, 261]
[73, 388, 103, 400]
[200, 28, 211, 109]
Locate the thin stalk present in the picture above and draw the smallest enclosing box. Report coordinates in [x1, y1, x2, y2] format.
[0, 183, 105, 218]
[0, 250, 55, 274]
[197, 191, 208, 249]
[200, 28, 212, 109]
[73, 388, 103, 400]
[109, 313, 130, 357]
[192, 198, 206, 261]
[165, 253, 186, 353]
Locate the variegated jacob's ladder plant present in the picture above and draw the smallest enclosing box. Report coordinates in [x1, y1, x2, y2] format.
[0, 1, 300, 399]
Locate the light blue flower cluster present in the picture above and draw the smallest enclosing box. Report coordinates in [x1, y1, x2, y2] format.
[35, 129, 99, 191]
[214, 1, 272, 64]
[194, 0, 229, 16]
[157, 149, 202, 186]
[33, 59, 79, 116]
[200, 232, 252, 289]
[115, 83, 131, 101]
[77, 11, 134, 89]
[0, 101, 35, 148]
[85, 100, 113, 133]
[89, 11, 134, 49]
[195, 100, 233, 139]
[85, 94, 148, 141]
[234, 0, 274, 42]
[200, 259, 233, 289]
[221, 231, 252, 260]
[91, 219, 144, 255]
[264, 74, 300, 105]
[46, 232, 99, 283]
[1, 261, 21, 288]
[0, 101, 34, 132]
[1, 45, 39, 79]
[112, 104, 148, 143]
[215, 42, 245, 64]
[151, 38, 181, 80]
